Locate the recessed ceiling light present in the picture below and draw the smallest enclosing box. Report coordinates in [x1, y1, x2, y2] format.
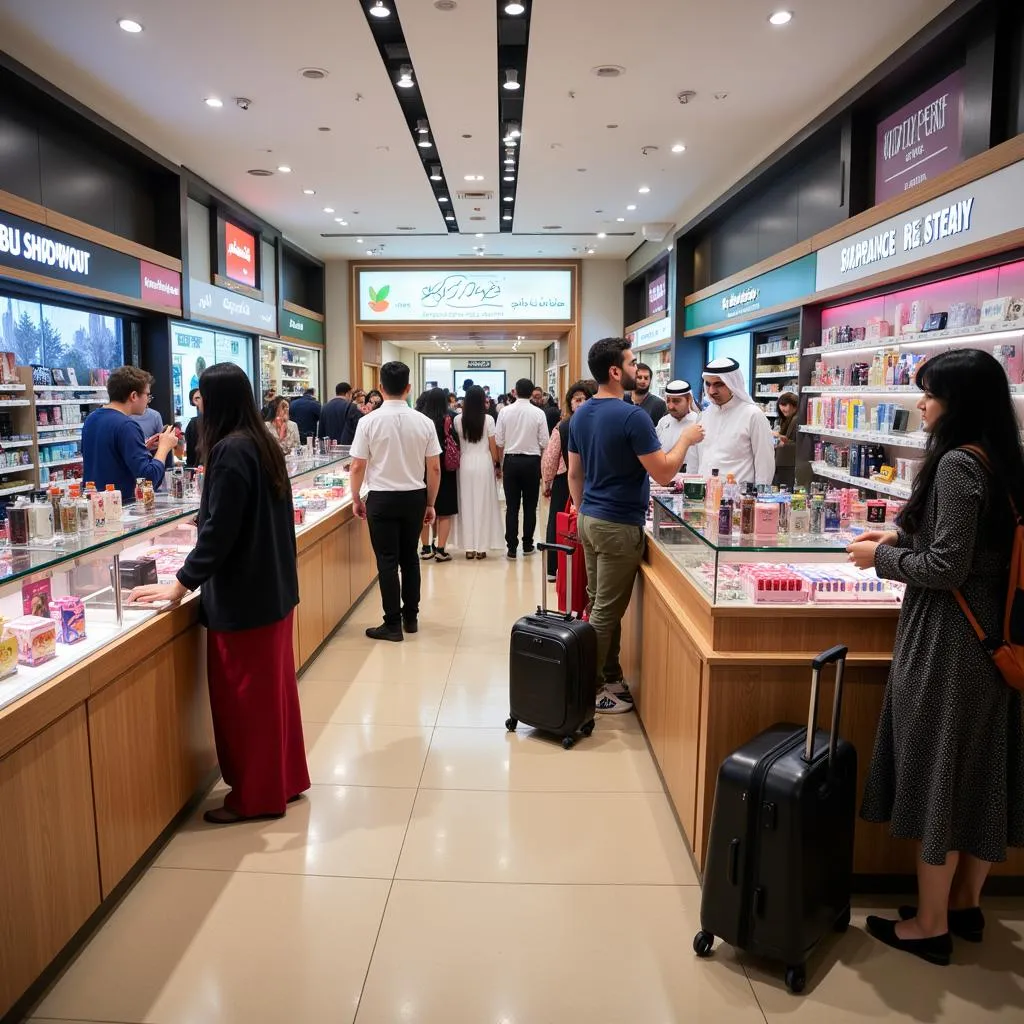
[503, 213, 512, 221]
[416, 119, 429, 135]
[503, 69, 521, 91]
[503, 196, 513, 202]
[323, 207, 334, 213]
[616, 217, 625, 222]
[356, 238, 364, 243]
[117, 18, 143, 33]
[638, 186, 650, 194]
[438, 196, 449, 203]
[504, 1, 525, 13]
[302, 188, 315, 195]
[475, 232, 484, 238]
[503, 174, 515, 182]
[597, 232, 606, 239]
[366, 249, 374, 255]
[430, 165, 443, 181]
[626, 204, 637, 210]
[671, 143, 686, 153]
[397, 65, 414, 88]
[445, 214, 455, 221]
[369, 0, 390, 17]
[464, 174, 484, 181]
[204, 97, 223, 108]
[666, 244, 673, 252]
[507, 121, 521, 138]
[277, 165, 292, 173]
[335, 217, 346, 223]
[418, 137, 433, 148]
[587, 248, 596, 254]
[769, 10, 793, 25]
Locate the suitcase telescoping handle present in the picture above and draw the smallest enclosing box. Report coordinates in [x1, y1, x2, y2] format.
[536, 542, 576, 620]
[805, 644, 848, 767]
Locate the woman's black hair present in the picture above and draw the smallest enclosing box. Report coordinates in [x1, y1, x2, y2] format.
[188, 387, 201, 406]
[562, 379, 595, 422]
[461, 385, 487, 444]
[416, 386, 449, 445]
[199, 362, 290, 498]
[367, 389, 384, 406]
[775, 391, 799, 437]
[900, 348, 1024, 534]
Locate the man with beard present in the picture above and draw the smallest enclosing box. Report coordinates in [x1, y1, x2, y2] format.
[656, 379, 701, 476]
[626, 362, 668, 425]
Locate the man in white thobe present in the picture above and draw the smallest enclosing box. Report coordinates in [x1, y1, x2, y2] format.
[656, 379, 701, 476]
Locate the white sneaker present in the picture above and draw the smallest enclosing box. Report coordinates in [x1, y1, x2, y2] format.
[604, 680, 634, 705]
[595, 686, 634, 714]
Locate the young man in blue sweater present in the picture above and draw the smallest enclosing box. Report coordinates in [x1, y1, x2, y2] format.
[82, 365, 178, 502]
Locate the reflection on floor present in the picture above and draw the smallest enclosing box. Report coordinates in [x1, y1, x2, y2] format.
[27, 552, 1024, 1023]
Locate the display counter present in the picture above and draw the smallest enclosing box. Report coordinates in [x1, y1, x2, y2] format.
[0, 453, 377, 1020]
[625, 492, 1024, 886]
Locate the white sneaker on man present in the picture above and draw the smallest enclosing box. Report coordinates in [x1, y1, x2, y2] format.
[595, 684, 634, 714]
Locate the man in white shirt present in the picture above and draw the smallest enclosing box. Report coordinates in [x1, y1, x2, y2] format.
[495, 377, 551, 558]
[697, 357, 775, 487]
[349, 361, 441, 642]
[656, 379, 701, 476]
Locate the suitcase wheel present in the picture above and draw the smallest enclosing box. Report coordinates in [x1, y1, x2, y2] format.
[505, 717, 518, 732]
[834, 906, 851, 933]
[785, 965, 806, 995]
[692, 931, 714, 958]
[581, 720, 595, 738]
[561, 735, 575, 750]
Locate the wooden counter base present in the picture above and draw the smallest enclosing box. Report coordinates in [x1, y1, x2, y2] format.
[0, 503, 377, 1021]
[625, 538, 1024, 885]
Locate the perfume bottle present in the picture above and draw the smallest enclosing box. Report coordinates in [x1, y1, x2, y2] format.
[49, 487, 63, 534]
[104, 484, 123, 526]
[142, 479, 156, 511]
[73, 485, 94, 535]
[60, 488, 79, 537]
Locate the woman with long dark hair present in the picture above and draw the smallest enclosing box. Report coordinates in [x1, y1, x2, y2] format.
[415, 387, 459, 561]
[848, 348, 1024, 963]
[130, 362, 309, 824]
[541, 380, 595, 580]
[266, 396, 301, 451]
[452, 384, 503, 558]
[772, 391, 799, 489]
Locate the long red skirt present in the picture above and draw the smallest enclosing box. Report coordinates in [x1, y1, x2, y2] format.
[207, 611, 310, 817]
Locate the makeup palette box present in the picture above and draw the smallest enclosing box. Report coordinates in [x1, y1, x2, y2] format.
[6, 615, 58, 666]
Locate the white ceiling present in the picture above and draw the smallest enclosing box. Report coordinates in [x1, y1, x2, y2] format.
[0, 0, 953, 263]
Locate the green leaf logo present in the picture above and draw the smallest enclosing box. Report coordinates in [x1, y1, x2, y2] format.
[377, 285, 390, 300]
[369, 285, 378, 302]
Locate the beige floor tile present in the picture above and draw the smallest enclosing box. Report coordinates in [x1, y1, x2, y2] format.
[304, 641, 454, 682]
[744, 901, 1024, 1022]
[323, 621, 462, 653]
[33, 868, 389, 1024]
[300, 674, 447, 726]
[396, 788, 697, 885]
[304, 721, 432, 787]
[354, 880, 763, 1024]
[445, 650, 510, 688]
[436, 681, 513, 728]
[420, 724, 664, 792]
[453, 625, 513, 653]
[154, 783, 415, 879]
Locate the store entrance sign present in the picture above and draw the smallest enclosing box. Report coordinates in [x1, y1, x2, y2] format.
[357, 269, 573, 321]
[140, 261, 182, 310]
[466, 359, 492, 368]
[280, 309, 324, 344]
[684, 254, 816, 332]
[629, 316, 672, 349]
[816, 158, 1024, 291]
[190, 279, 277, 333]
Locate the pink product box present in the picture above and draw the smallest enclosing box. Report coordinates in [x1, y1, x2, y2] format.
[6, 614, 58, 665]
[51, 596, 86, 644]
[795, 567, 901, 604]
[738, 565, 810, 604]
[865, 319, 892, 340]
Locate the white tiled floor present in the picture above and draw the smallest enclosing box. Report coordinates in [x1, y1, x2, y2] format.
[28, 552, 1024, 1023]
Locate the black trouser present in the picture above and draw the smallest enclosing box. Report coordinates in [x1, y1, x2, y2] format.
[366, 489, 427, 626]
[545, 472, 571, 576]
[503, 454, 541, 554]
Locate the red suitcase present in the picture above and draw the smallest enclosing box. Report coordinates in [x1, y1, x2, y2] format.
[555, 501, 589, 617]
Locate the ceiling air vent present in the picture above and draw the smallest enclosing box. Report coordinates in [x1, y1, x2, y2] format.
[300, 67, 329, 80]
[396, 225, 416, 230]
[542, 225, 562, 230]
[469, 215, 486, 222]
[592, 65, 625, 78]
[456, 190, 494, 201]
[247, 169, 274, 176]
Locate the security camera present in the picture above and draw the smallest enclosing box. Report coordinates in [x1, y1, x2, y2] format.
[236, 97, 252, 111]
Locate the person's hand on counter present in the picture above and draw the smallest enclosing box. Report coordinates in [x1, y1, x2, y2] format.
[129, 579, 188, 606]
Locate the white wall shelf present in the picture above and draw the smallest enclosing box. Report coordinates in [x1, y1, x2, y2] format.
[799, 426, 928, 449]
[811, 462, 912, 499]
[804, 322, 1024, 357]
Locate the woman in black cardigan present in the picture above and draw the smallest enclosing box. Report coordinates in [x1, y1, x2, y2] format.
[130, 362, 309, 824]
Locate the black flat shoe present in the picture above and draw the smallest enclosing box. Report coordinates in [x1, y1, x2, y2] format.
[365, 624, 404, 642]
[898, 905, 985, 942]
[865, 916, 952, 965]
[403, 618, 419, 634]
[203, 806, 285, 825]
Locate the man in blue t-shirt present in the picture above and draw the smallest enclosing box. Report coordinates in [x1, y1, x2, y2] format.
[569, 338, 703, 714]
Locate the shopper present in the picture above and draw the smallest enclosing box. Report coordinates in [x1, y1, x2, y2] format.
[568, 338, 703, 713]
[129, 361, 309, 825]
[184, 388, 202, 468]
[495, 377, 551, 558]
[262, 388, 277, 419]
[697, 356, 775, 487]
[288, 388, 321, 444]
[772, 391, 799, 489]
[352, 389, 367, 408]
[319, 382, 363, 447]
[542, 380, 595, 580]
[532, 385, 561, 432]
[349, 361, 441, 642]
[452, 385, 503, 558]
[629, 363, 668, 425]
[265, 397, 300, 451]
[848, 348, 1024, 965]
[131, 385, 174, 482]
[415, 387, 459, 562]
[656, 379, 701, 475]
[82, 365, 177, 502]
[365, 389, 384, 413]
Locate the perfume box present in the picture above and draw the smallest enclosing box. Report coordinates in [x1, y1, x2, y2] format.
[0, 628, 17, 679]
[865, 319, 892, 341]
[6, 615, 57, 666]
[981, 296, 1014, 324]
[22, 577, 52, 618]
[51, 596, 86, 644]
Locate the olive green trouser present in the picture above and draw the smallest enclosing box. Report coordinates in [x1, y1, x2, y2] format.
[578, 513, 645, 685]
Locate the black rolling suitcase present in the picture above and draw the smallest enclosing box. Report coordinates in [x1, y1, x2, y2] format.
[506, 542, 597, 749]
[694, 645, 856, 994]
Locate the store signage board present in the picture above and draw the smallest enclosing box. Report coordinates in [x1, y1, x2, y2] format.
[190, 279, 277, 333]
[140, 261, 182, 310]
[816, 158, 1024, 291]
[466, 359, 492, 368]
[280, 309, 324, 344]
[357, 269, 573, 321]
[875, 69, 965, 204]
[685, 254, 817, 332]
[648, 272, 667, 315]
[629, 315, 672, 350]
[224, 221, 257, 287]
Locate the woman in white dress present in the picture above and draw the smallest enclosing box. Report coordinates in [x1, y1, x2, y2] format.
[452, 385, 504, 558]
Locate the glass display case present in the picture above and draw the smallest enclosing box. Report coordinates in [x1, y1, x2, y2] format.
[0, 454, 351, 715]
[650, 492, 904, 608]
[260, 338, 322, 400]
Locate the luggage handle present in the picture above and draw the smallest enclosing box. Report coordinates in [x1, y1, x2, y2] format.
[537, 542, 576, 619]
[805, 644, 848, 767]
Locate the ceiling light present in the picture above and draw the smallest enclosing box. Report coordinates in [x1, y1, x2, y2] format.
[323, 207, 334, 213]
[356, 238, 364, 243]
[504, 155, 515, 166]
[671, 143, 686, 153]
[504, 196, 513, 202]
[616, 217, 624, 222]
[366, 249, 374, 255]
[504, 1, 525, 13]
[626, 204, 637, 210]
[768, 10, 792, 25]
[504, 136, 518, 148]
[503, 69, 521, 91]
[117, 18, 143, 33]
[335, 217, 346, 223]
[587, 248, 596, 255]
[597, 232, 606, 239]
[418, 136, 433, 148]
[503, 174, 515, 182]
[369, 1, 391, 17]
[429, 165, 443, 181]
[464, 174, 484, 181]
[475, 232, 484, 238]
[507, 121, 521, 139]
[277, 165, 292, 173]
[397, 65, 414, 88]
[416, 119, 429, 134]
[503, 213, 512, 221]
[445, 214, 455, 221]
[666, 244, 673, 252]
[438, 196, 449, 202]
[638, 186, 650, 194]
[302, 188, 315, 195]
[204, 97, 223, 108]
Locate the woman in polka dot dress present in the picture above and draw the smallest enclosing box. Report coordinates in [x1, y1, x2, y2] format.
[848, 349, 1024, 966]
